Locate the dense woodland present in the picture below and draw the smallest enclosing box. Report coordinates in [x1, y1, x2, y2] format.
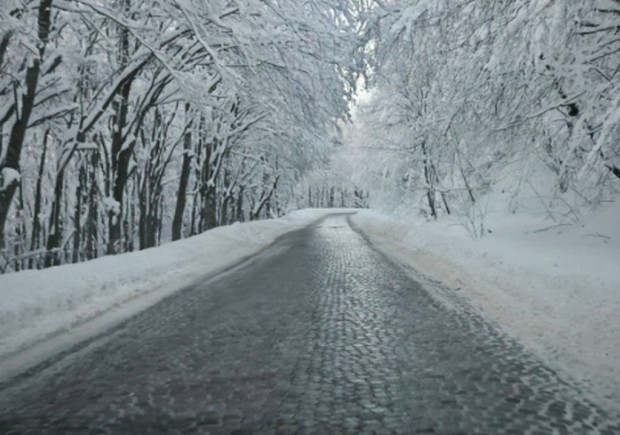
[343, 0, 620, 235]
[2, 0, 620, 272]
[0, 0, 370, 272]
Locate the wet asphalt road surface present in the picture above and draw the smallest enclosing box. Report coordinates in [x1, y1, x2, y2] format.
[0, 214, 619, 434]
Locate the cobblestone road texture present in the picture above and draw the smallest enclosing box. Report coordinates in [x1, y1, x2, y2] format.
[0, 214, 618, 434]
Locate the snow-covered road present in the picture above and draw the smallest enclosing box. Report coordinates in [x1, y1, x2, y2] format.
[1, 214, 617, 434]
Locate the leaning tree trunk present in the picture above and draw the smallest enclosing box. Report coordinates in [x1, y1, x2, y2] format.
[250, 175, 280, 221]
[0, 0, 53, 248]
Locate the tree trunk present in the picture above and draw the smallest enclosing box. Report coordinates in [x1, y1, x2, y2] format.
[29, 129, 49, 268]
[44, 170, 65, 268]
[250, 175, 279, 221]
[421, 141, 437, 220]
[13, 180, 26, 271]
[108, 103, 134, 254]
[138, 187, 147, 250]
[607, 164, 620, 180]
[201, 187, 217, 231]
[199, 138, 217, 231]
[440, 192, 451, 215]
[190, 183, 199, 236]
[72, 164, 86, 263]
[0, 0, 53, 248]
[124, 186, 136, 252]
[84, 152, 99, 260]
[108, 4, 134, 255]
[236, 186, 245, 222]
[172, 107, 193, 241]
[221, 195, 230, 226]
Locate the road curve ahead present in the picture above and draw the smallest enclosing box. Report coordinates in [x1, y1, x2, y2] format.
[0, 214, 618, 434]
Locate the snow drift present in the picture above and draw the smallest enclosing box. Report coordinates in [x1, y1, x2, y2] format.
[351, 201, 620, 412]
[0, 209, 334, 372]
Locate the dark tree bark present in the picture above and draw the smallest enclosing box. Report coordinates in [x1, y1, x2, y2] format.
[440, 192, 451, 215]
[198, 137, 218, 231]
[236, 185, 245, 223]
[250, 175, 280, 221]
[13, 179, 26, 271]
[608, 164, 620, 180]
[219, 168, 234, 226]
[108, 84, 134, 254]
[190, 181, 199, 236]
[28, 129, 49, 268]
[421, 141, 437, 220]
[0, 0, 53, 248]
[172, 105, 193, 241]
[108, 1, 135, 254]
[201, 187, 217, 231]
[84, 151, 99, 260]
[72, 163, 87, 263]
[44, 170, 65, 267]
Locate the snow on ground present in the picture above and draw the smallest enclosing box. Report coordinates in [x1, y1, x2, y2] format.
[351, 200, 620, 411]
[2, 200, 617, 411]
[0, 209, 337, 378]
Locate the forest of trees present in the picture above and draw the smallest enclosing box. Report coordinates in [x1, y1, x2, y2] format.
[0, 0, 371, 273]
[2, 0, 620, 272]
[345, 0, 620, 235]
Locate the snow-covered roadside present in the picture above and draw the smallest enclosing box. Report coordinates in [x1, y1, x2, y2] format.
[0, 209, 337, 376]
[351, 203, 620, 411]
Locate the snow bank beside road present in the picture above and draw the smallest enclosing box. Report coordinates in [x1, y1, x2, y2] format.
[0, 209, 335, 369]
[351, 203, 620, 410]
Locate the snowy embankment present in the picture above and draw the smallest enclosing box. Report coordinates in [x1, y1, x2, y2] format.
[351, 202, 620, 410]
[0, 209, 334, 376]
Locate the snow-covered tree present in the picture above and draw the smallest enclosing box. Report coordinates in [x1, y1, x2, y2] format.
[348, 0, 620, 227]
[0, 0, 368, 272]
